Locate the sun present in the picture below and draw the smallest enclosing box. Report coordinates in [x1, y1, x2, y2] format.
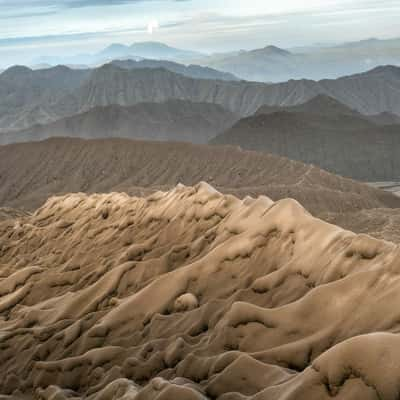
[147, 19, 159, 35]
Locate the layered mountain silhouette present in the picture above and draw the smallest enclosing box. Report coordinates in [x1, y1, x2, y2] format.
[212, 95, 400, 181]
[199, 45, 298, 82]
[110, 59, 239, 81]
[99, 41, 203, 62]
[1, 64, 400, 135]
[33, 41, 204, 67]
[255, 94, 362, 117]
[0, 100, 239, 145]
[256, 94, 400, 125]
[199, 38, 400, 82]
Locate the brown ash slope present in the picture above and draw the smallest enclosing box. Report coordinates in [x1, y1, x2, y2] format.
[0, 137, 398, 217]
[1, 183, 400, 399]
[0, 208, 28, 222]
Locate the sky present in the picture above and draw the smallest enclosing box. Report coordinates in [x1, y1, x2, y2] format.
[1, 0, 400, 65]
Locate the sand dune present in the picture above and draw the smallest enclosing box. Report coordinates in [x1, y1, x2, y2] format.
[0, 183, 399, 399]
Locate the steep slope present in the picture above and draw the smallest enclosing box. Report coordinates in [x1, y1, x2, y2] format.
[51, 64, 400, 118]
[1, 184, 400, 399]
[0, 100, 239, 145]
[0, 65, 90, 131]
[256, 95, 400, 125]
[255, 94, 362, 117]
[0, 138, 398, 216]
[318, 65, 400, 116]
[61, 65, 271, 117]
[211, 110, 400, 181]
[111, 59, 238, 81]
[1, 64, 400, 133]
[0, 207, 28, 221]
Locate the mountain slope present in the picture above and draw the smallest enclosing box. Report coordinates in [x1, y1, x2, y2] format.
[0, 65, 90, 131]
[200, 38, 400, 82]
[211, 109, 400, 181]
[0, 207, 27, 221]
[1, 184, 400, 399]
[110, 59, 239, 81]
[100, 41, 202, 61]
[0, 100, 239, 145]
[255, 94, 399, 125]
[201, 45, 299, 82]
[38, 64, 400, 119]
[255, 94, 362, 117]
[1, 64, 400, 133]
[0, 138, 398, 216]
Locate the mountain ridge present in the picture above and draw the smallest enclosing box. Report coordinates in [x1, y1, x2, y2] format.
[0, 137, 398, 217]
[0, 100, 239, 145]
[212, 97, 400, 181]
[1, 64, 400, 134]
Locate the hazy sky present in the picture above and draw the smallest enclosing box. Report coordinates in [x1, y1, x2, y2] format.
[1, 0, 400, 64]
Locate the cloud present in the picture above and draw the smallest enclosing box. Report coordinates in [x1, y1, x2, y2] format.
[0, 0, 188, 23]
[0, 0, 187, 11]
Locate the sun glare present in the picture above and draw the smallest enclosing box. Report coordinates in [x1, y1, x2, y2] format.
[147, 19, 159, 34]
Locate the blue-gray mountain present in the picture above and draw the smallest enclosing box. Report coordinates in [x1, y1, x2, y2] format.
[197, 38, 400, 82]
[211, 95, 400, 181]
[1, 63, 400, 135]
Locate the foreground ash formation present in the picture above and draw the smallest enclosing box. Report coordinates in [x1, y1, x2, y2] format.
[0, 183, 399, 399]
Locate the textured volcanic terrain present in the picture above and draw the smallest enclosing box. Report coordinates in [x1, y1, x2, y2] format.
[0, 207, 27, 222]
[1, 183, 400, 399]
[0, 138, 399, 217]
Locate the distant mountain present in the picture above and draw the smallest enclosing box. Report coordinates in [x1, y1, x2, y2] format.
[368, 112, 400, 126]
[256, 94, 399, 125]
[199, 45, 297, 82]
[98, 43, 133, 59]
[0, 65, 90, 131]
[110, 59, 239, 81]
[211, 96, 400, 181]
[0, 64, 273, 130]
[26, 37, 400, 81]
[66, 64, 400, 117]
[32, 41, 204, 68]
[256, 94, 361, 117]
[198, 38, 400, 82]
[0, 100, 239, 145]
[99, 41, 202, 62]
[1, 64, 400, 133]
